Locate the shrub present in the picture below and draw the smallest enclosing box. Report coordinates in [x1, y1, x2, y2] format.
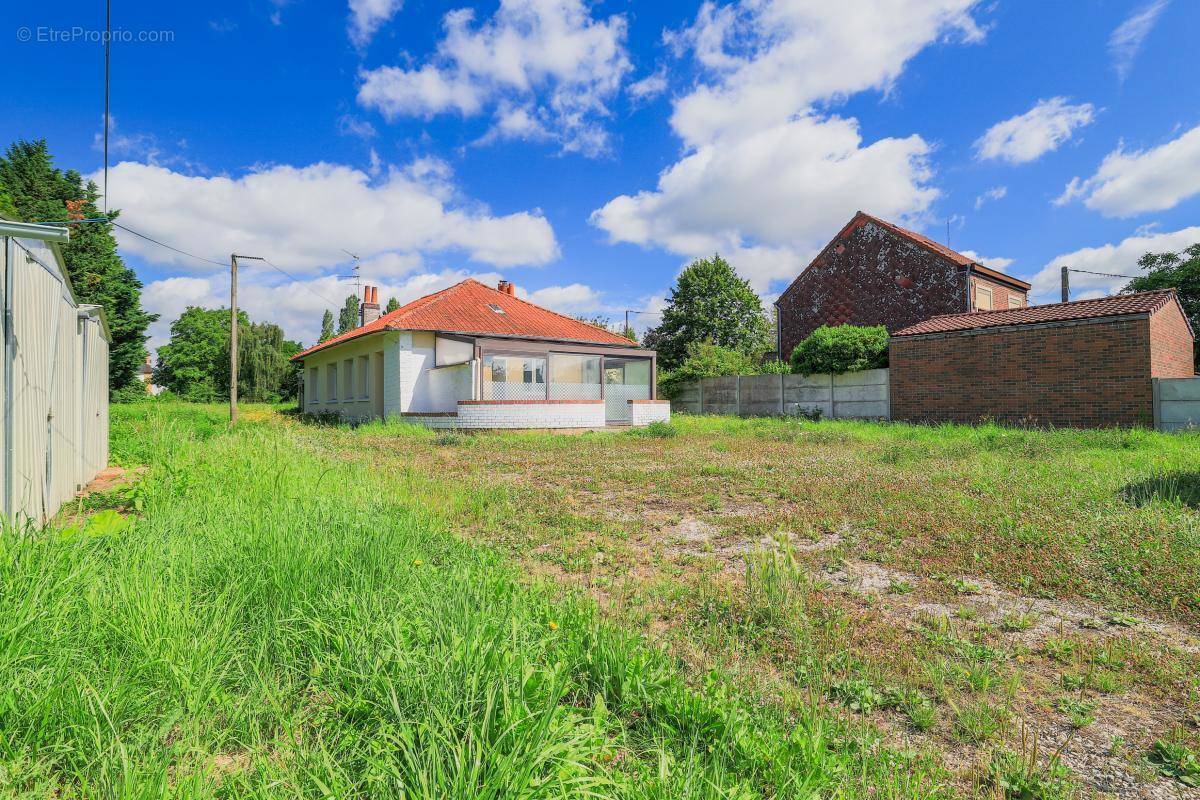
[658, 341, 761, 399]
[789, 325, 889, 376]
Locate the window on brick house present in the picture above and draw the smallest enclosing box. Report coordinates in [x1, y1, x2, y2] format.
[975, 285, 993, 311]
[1009, 294, 1024, 309]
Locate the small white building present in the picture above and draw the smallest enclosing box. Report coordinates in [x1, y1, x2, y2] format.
[293, 279, 670, 429]
[2, 220, 111, 526]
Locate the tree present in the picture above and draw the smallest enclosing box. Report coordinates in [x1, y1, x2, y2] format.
[0, 139, 156, 391]
[385, 296, 401, 313]
[155, 306, 301, 402]
[338, 294, 359, 334]
[1124, 243, 1200, 371]
[319, 310, 335, 342]
[642, 254, 771, 370]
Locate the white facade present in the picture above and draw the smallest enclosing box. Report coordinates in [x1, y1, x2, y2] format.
[3, 222, 111, 526]
[300, 329, 669, 429]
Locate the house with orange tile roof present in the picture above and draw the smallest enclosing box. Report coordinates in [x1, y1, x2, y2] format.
[291, 279, 668, 428]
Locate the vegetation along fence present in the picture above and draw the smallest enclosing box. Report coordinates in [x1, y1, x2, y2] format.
[1154, 377, 1200, 432]
[671, 368, 890, 420]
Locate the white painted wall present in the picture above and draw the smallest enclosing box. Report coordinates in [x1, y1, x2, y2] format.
[428, 362, 475, 412]
[302, 332, 396, 421]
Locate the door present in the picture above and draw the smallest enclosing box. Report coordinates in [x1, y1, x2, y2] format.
[603, 356, 651, 424]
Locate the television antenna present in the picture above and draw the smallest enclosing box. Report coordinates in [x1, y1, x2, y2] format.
[340, 249, 362, 297]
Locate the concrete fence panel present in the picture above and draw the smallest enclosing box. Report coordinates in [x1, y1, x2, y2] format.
[1154, 377, 1200, 432]
[674, 369, 889, 420]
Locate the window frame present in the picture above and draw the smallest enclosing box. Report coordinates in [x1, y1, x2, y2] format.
[357, 355, 370, 399]
[975, 284, 994, 311]
[307, 367, 319, 404]
[327, 363, 338, 402]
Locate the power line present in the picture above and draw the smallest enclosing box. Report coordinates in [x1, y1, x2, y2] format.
[1065, 267, 1140, 280]
[103, 0, 111, 214]
[111, 222, 227, 267]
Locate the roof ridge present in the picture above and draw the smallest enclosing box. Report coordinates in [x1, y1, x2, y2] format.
[496, 282, 629, 341]
[919, 288, 1176, 322]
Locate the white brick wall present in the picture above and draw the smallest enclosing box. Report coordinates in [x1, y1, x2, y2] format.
[629, 401, 671, 426]
[404, 401, 603, 429]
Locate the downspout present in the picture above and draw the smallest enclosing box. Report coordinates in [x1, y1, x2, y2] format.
[964, 264, 973, 312]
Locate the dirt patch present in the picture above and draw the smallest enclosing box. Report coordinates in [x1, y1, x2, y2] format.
[76, 465, 143, 497]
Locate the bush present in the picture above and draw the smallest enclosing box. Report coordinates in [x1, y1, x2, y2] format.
[658, 341, 761, 399]
[790, 325, 889, 376]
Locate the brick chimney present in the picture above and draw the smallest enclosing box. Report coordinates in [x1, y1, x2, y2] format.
[361, 285, 381, 325]
[497, 280, 516, 296]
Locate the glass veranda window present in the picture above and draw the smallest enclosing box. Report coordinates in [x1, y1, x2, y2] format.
[549, 354, 601, 400]
[482, 354, 547, 400]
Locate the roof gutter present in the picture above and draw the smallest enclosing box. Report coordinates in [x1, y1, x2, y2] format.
[0, 220, 70, 243]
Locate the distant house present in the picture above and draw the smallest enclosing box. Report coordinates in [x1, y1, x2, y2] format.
[291, 279, 669, 429]
[775, 211, 1031, 360]
[137, 354, 164, 395]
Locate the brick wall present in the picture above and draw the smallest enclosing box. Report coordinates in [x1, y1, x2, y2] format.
[1148, 301, 1195, 377]
[454, 400, 606, 428]
[778, 220, 969, 358]
[629, 400, 670, 426]
[891, 316, 1156, 428]
[971, 276, 1024, 311]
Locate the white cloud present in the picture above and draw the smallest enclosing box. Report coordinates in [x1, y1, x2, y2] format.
[666, 0, 984, 148]
[591, 0, 985, 293]
[99, 158, 558, 272]
[1054, 123, 1200, 217]
[349, 0, 403, 47]
[357, 0, 630, 155]
[958, 249, 1013, 270]
[627, 68, 667, 102]
[973, 98, 1095, 164]
[522, 282, 602, 313]
[1109, 0, 1169, 82]
[1028, 224, 1200, 302]
[337, 114, 378, 139]
[973, 185, 1007, 210]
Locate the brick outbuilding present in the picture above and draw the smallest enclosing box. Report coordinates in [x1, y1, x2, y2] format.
[775, 211, 1030, 360]
[890, 290, 1195, 428]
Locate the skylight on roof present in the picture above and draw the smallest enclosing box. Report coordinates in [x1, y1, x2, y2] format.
[487, 303, 506, 314]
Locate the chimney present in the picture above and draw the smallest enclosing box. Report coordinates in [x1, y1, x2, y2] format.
[497, 280, 515, 296]
[361, 285, 381, 325]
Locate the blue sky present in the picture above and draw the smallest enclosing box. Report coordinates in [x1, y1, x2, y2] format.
[4, 0, 1199, 347]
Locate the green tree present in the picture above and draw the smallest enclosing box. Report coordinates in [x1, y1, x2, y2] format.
[155, 307, 231, 402]
[155, 307, 301, 402]
[1124, 243, 1200, 371]
[338, 294, 359, 334]
[642, 254, 770, 369]
[319, 310, 335, 342]
[385, 296, 401, 313]
[0, 139, 157, 391]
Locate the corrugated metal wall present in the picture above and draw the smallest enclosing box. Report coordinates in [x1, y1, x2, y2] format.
[3, 235, 110, 526]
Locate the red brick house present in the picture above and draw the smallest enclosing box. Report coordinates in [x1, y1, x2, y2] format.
[775, 211, 1031, 360]
[890, 289, 1195, 428]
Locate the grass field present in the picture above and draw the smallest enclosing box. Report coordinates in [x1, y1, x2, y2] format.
[2, 403, 1199, 798]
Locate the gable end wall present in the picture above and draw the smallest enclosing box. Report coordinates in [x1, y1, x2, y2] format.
[777, 220, 968, 358]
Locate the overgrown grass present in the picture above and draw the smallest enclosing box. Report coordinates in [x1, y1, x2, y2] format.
[0, 404, 951, 798]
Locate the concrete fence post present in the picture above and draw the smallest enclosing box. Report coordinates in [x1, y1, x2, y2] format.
[735, 375, 742, 416]
[829, 373, 836, 420]
[779, 372, 785, 415]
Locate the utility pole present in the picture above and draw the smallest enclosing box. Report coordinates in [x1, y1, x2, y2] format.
[1061, 266, 1070, 303]
[229, 253, 265, 425]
